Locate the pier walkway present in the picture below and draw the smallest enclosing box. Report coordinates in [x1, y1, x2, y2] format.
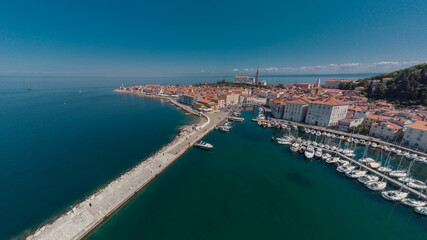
[27, 94, 229, 240]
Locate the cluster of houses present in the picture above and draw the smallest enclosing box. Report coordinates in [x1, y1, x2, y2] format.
[119, 78, 427, 151]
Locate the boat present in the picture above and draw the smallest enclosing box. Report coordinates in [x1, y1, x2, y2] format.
[298, 146, 306, 154]
[365, 181, 387, 191]
[414, 206, 427, 216]
[304, 147, 315, 159]
[337, 165, 356, 173]
[324, 145, 330, 150]
[194, 141, 214, 150]
[371, 142, 377, 148]
[290, 142, 300, 153]
[367, 162, 381, 169]
[381, 190, 408, 201]
[331, 146, 337, 151]
[358, 174, 379, 184]
[377, 166, 392, 173]
[407, 180, 427, 190]
[345, 170, 367, 178]
[326, 157, 339, 164]
[401, 198, 427, 207]
[314, 149, 323, 158]
[336, 160, 349, 167]
[359, 157, 375, 164]
[322, 153, 331, 160]
[218, 126, 230, 133]
[389, 170, 408, 178]
[312, 142, 318, 147]
[229, 116, 244, 122]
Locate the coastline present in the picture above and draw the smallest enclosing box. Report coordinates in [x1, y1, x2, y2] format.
[26, 90, 228, 240]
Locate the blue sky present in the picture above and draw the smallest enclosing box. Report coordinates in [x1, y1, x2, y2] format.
[0, 0, 426, 76]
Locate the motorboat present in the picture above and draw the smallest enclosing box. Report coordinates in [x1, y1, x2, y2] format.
[304, 147, 315, 159]
[365, 181, 387, 191]
[324, 145, 330, 150]
[218, 126, 230, 133]
[331, 146, 337, 151]
[414, 206, 427, 216]
[290, 142, 300, 153]
[337, 165, 356, 173]
[326, 157, 339, 164]
[336, 160, 349, 167]
[312, 142, 318, 147]
[229, 116, 244, 122]
[389, 170, 408, 178]
[401, 198, 427, 207]
[345, 170, 367, 178]
[358, 174, 379, 184]
[314, 149, 323, 158]
[318, 143, 324, 148]
[381, 190, 408, 201]
[194, 141, 214, 150]
[398, 177, 414, 183]
[367, 162, 381, 169]
[322, 153, 331, 160]
[337, 148, 343, 153]
[371, 142, 377, 148]
[298, 146, 306, 154]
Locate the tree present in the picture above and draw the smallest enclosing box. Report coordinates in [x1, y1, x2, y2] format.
[373, 82, 387, 99]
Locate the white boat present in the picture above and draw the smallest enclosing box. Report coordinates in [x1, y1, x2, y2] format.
[367, 162, 381, 169]
[358, 174, 379, 184]
[414, 206, 427, 216]
[371, 142, 377, 148]
[312, 142, 318, 147]
[407, 180, 427, 190]
[326, 157, 339, 164]
[331, 146, 337, 151]
[290, 142, 300, 152]
[218, 126, 230, 133]
[324, 145, 330, 150]
[337, 148, 343, 153]
[345, 170, 367, 178]
[314, 149, 323, 158]
[277, 140, 291, 145]
[322, 153, 331, 160]
[229, 116, 244, 122]
[398, 177, 414, 183]
[304, 147, 315, 159]
[359, 157, 375, 164]
[336, 160, 349, 167]
[389, 170, 408, 178]
[381, 190, 408, 201]
[318, 143, 324, 148]
[337, 165, 356, 173]
[365, 181, 387, 191]
[194, 141, 214, 150]
[401, 198, 427, 207]
[377, 166, 392, 173]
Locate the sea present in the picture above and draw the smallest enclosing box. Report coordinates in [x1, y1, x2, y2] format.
[1, 74, 425, 240]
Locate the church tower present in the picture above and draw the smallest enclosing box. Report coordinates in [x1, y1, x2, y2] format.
[255, 68, 259, 85]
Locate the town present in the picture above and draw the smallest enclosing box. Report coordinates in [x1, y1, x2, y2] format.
[119, 74, 427, 153]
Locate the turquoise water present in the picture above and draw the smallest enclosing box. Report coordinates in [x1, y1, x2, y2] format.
[88, 110, 427, 240]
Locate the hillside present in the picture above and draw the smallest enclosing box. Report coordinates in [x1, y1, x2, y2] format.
[357, 63, 427, 106]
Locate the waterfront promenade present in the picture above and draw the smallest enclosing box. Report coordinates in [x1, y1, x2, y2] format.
[27, 93, 228, 240]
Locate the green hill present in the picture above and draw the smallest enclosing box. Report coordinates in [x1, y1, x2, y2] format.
[357, 63, 427, 106]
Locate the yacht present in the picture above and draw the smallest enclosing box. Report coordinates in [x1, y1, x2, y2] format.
[229, 116, 244, 122]
[414, 206, 427, 216]
[304, 147, 315, 159]
[314, 149, 323, 158]
[359, 157, 375, 164]
[358, 174, 379, 184]
[407, 180, 427, 190]
[336, 160, 349, 167]
[367, 162, 381, 169]
[377, 166, 393, 173]
[326, 157, 339, 164]
[322, 153, 331, 161]
[389, 170, 408, 178]
[194, 141, 214, 150]
[345, 170, 367, 178]
[290, 142, 300, 153]
[401, 198, 427, 208]
[218, 126, 230, 133]
[337, 165, 356, 173]
[381, 190, 408, 201]
[365, 181, 387, 191]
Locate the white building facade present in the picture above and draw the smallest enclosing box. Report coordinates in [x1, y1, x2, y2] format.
[305, 100, 349, 127]
[402, 121, 427, 150]
[282, 99, 308, 122]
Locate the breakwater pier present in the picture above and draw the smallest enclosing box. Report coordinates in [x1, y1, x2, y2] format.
[26, 92, 228, 240]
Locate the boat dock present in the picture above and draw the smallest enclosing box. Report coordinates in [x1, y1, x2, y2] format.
[253, 118, 427, 158]
[27, 92, 229, 240]
[310, 145, 427, 200]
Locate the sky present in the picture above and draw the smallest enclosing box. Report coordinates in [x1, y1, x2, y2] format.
[0, 0, 426, 77]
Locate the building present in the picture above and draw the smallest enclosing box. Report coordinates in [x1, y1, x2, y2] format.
[315, 78, 321, 88]
[324, 79, 353, 89]
[207, 97, 225, 109]
[282, 99, 309, 122]
[234, 76, 255, 84]
[239, 94, 254, 104]
[255, 68, 259, 85]
[295, 83, 314, 90]
[369, 121, 403, 141]
[193, 99, 218, 111]
[260, 80, 267, 86]
[268, 99, 286, 119]
[337, 118, 364, 132]
[179, 94, 199, 105]
[401, 121, 427, 150]
[305, 99, 349, 127]
[219, 93, 239, 105]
